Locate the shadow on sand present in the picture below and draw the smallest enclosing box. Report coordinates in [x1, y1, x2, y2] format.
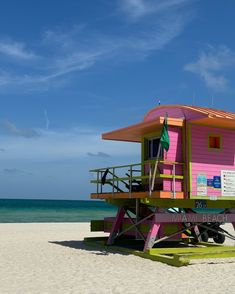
[49, 240, 129, 256]
[49, 239, 235, 266]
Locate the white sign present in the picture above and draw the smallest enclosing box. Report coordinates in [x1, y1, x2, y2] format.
[221, 170, 235, 197]
[197, 174, 207, 196]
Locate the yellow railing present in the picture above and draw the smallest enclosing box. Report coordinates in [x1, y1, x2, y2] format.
[90, 160, 184, 195]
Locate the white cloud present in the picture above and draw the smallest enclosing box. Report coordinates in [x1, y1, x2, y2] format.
[120, 0, 193, 20]
[0, 36, 110, 89]
[0, 127, 139, 162]
[0, 1, 195, 91]
[49, 50, 106, 77]
[0, 120, 40, 138]
[127, 15, 189, 53]
[0, 40, 37, 60]
[87, 152, 111, 158]
[184, 45, 235, 91]
[3, 168, 22, 174]
[120, 0, 150, 19]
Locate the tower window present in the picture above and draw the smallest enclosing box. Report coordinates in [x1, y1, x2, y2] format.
[145, 137, 163, 160]
[208, 135, 221, 149]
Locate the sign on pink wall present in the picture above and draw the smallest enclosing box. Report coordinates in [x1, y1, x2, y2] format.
[196, 174, 207, 196]
[221, 170, 235, 196]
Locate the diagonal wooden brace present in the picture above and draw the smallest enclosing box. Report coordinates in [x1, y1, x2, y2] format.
[107, 206, 126, 245]
[229, 209, 235, 236]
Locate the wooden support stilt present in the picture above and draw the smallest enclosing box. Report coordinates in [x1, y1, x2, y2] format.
[193, 225, 202, 242]
[107, 206, 125, 245]
[144, 210, 160, 252]
[232, 222, 235, 231]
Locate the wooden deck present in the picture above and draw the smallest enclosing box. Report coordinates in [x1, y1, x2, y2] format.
[91, 190, 184, 199]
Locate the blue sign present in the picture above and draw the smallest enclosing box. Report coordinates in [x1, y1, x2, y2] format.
[213, 176, 221, 189]
[207, 179, 213, 187]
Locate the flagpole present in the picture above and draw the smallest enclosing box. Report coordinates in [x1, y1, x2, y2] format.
[150, 144, 162, 195]
[149, 113, 168, 196]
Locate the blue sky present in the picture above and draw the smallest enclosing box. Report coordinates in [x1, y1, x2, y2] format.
[0, 0, 235, 199]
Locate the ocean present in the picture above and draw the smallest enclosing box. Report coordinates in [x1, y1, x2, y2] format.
[0, 199, 117, 223]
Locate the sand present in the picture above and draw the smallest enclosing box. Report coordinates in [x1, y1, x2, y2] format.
[0, 222, 235, 294]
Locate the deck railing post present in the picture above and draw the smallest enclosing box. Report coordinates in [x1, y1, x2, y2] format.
[135, 198, 139, 239]
[148, 162, 151, 195]
[129, 165, 132, 198]
[97, 171, 99, 194]
[117, 172, 119, 191]
[101, 170, 103, 194]
[112, 168, 115, 196]
[172, 164, 176, 199]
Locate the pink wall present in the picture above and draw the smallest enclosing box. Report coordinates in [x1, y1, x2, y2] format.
[162, 126, 183, 192]
[191, 125, 235, 197]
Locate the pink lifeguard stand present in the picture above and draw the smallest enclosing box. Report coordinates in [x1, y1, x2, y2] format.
[88, 105, 235, 266]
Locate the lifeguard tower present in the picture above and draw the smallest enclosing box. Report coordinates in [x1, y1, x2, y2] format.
[87, 105, 235, 266]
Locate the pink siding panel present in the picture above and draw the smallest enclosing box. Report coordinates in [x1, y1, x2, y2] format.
[163, 179, 182, 192]
[164, 126, 183, 162]
[163, 127, 183, 192]
[191, 125, 235, 197]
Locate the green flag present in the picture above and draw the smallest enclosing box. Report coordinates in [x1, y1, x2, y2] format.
[160, 117, 170, 152]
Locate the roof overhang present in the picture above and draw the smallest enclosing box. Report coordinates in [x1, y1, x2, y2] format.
[191, 117, 235, 129]
[102, 117, 184, 142]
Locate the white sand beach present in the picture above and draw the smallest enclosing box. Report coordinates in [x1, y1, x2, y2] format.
[0, 222, 235, 294]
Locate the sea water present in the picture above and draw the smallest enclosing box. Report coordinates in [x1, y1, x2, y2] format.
[0, 199, 117, 223]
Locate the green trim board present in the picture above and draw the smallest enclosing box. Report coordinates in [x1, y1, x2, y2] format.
[84, 236, 235, 267]
[160, 174, 183, 180]
[141, 136, 145, 180]
[90, 159, 183, 173]
[91, 174, 184, 184]
[106, 198, 235, 208]
[106, 199, 136, 206]
[90, 220, 104, 232]
[148, 245, 235, 255]
[91, 219, 183, 236]
[188, 123, 192, 198]
[182, 120, 187, 198]
[83, 236, 188, 267]
[90, 175, 150, 184]
[140, 198, 235, 209]
[190, 196, 235, 201]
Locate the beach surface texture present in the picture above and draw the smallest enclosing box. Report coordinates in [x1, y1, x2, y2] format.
[0, 222, 235, 294]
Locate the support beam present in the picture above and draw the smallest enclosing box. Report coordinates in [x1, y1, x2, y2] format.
[193, 225, 202, 242]
[144, 210, 160, 251]
[107, 206, 125, 245]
